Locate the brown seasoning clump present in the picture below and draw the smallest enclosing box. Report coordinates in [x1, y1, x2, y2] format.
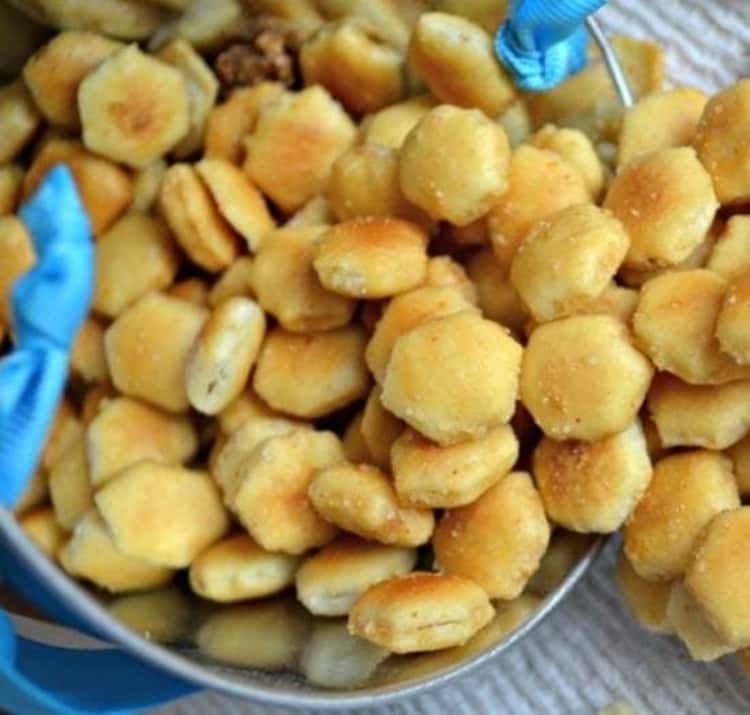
[214, 18, 303, 94]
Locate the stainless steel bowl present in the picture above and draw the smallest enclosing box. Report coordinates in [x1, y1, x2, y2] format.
[0, 11, 630, 710]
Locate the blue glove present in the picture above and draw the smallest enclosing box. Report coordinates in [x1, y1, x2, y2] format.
[496, 0, 607, 91]
[0, 165, 94, 508]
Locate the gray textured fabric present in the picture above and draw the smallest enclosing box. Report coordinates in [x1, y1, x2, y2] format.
[168, 1, 750, 712]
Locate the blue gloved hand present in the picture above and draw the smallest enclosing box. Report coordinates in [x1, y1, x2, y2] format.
[0, 165, 94, 508]
[496, 0, 607, 91]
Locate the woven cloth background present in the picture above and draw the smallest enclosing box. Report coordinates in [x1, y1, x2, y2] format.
[166, 1, 750, 712]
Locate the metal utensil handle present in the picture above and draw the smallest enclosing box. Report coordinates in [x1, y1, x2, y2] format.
[587, 15, 635, 107]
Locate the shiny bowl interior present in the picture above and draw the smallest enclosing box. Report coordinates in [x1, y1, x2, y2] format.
[0, 506, 602, 709]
